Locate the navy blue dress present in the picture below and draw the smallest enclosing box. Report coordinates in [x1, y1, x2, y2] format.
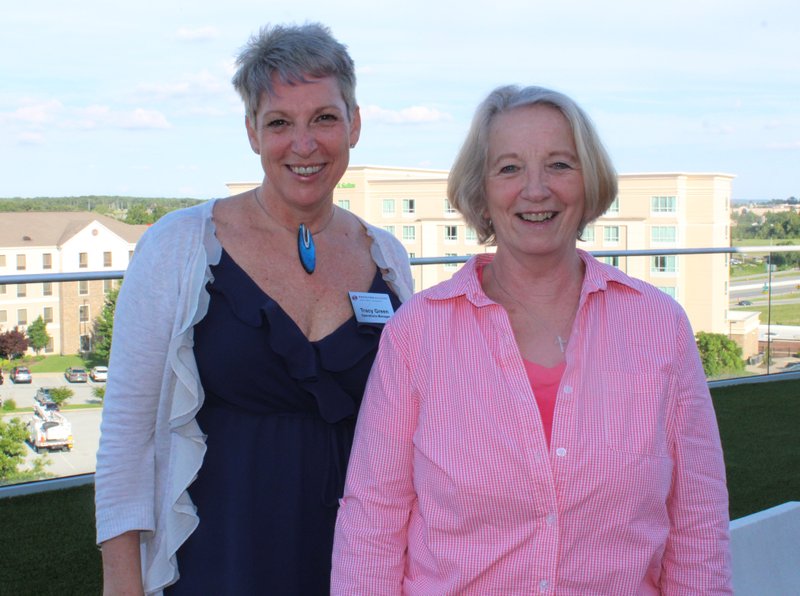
[166, 249, 401, 595]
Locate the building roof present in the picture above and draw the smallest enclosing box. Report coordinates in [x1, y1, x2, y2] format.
[0, 212, 148, 248]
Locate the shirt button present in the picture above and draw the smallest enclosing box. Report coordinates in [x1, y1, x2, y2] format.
[546, 513, 557, 525]
[556, 447, 567, 457]
[563, 385, 573, 394]
[539, 579, 549, 591]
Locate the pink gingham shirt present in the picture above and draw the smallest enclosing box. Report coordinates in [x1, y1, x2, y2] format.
[332, 251, 732, 595]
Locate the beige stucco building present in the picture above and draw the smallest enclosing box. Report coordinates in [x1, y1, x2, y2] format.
[0, 212, 147, 355]
[231, 167, 741, 346]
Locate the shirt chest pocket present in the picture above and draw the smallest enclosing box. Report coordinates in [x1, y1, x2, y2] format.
[600, 371, 670, 459]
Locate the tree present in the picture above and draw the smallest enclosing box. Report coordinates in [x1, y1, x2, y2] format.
[0, 328, 29, 360]
[26, 316, 51, 354]
[93, 286, 120, 362]
[0, 417, 29, 482]
[695, 332, 745, 378]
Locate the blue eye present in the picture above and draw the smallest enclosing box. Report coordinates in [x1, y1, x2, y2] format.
[499, 164, 519, 174]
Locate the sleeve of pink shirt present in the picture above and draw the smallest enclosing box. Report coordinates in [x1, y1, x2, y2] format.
[660, 310, 733, 594]
[331, 323, 417, 595]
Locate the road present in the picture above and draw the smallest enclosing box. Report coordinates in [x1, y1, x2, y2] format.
[1, 371, 103, 479]
[730, 272, 800, 304]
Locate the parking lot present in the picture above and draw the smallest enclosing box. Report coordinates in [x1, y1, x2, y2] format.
[1, 371, 104, 478]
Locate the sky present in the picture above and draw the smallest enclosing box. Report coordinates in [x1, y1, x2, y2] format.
[1, 0, 798, 201]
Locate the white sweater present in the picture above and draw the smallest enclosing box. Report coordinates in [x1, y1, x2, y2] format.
[94, 199, 414, 594]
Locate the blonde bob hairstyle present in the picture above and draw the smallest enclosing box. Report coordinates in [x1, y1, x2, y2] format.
[447, 85, 618, 245]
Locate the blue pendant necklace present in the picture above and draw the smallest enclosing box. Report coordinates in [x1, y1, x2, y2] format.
[253, 188, 336, 274]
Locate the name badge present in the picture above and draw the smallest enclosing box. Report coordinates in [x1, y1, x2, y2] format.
[349, 292, 395, 325]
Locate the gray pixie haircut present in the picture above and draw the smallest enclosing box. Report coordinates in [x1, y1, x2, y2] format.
[447, 85, 618, 245]
[232, 22, 357, 124]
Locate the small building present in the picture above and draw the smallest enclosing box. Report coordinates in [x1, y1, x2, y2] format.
[0, 212, 147, 355]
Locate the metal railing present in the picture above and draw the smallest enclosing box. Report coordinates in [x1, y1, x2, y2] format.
[1, 245, 799, 497]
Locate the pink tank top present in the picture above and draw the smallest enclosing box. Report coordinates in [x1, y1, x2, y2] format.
[522, 360, 566, 448]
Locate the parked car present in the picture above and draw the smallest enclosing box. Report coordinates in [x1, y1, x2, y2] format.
[737, 300, 753, 306]
[10, 366, 32, 383]
[64, 367, 88, 383]
[90, 366, 108, 382]
[782, 362, 800, 372]
[35, 388, 54, 404]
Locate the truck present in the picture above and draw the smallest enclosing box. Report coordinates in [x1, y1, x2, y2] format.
[28, 410, 73, 453]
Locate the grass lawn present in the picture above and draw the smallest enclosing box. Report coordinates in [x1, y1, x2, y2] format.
[0, 483, 102, 594]
[0, 378, 797, 592]
[731, 302, 800, 326]
[713, 378, 800, 519]
[25, 354, 88, 373]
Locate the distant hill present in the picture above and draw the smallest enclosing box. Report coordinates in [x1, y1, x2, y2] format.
[0, 196, 205, 224]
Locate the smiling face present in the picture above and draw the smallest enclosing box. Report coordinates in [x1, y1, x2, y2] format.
[246, 74, 360, 214]
[485, 104, 585, 262]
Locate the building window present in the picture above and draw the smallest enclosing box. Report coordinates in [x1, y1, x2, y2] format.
[604, 226, 620, 243]
[382, 199, 395, 216]
[0, 284, 5, 295]
[582, 225, 596, 242]
[606, 197, 619, 214]
[445, 225, 458, 241]
[128, 250, 134, 262]
[408, 252, 416, 259]
[657, 286, 677, 299]
[651, 226, 677, 243]
[18, 309, 28, 326]
[402, 199, 415, 214]
[17, 254, 26, 270]
[465, 228, 478, 242]
[43, 307, 54, 323]
[103, 279, 114, 293]
[0, 310, 6, 324]
[382, 225, 395, 236]
[603, 256, 620, 268]
[79, 280, 89, 295]
[17, 284, 26, 298]
[104, 251, 113, 267]
[45, 338, 54, 353]
[79, 304, 90, 323]
[0, 255, 5, 267]
[42, 282, 53, 296]
[42, 253, 52, 269]
[80, 334, 91, 353]
[337, 199, 350, 211]
[79, 252, 88, 268]
[444, 252, 458, 270]
[651, 255, 678, 273]
[444, 199, 457, 214]
[651, 195, 677, 214]
[402, 225, 416, 241]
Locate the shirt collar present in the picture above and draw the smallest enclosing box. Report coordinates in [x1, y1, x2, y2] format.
[423, 249, 643, 306]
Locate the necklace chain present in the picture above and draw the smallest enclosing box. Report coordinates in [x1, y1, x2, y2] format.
[251, 187, 336, 236]
[251, 187, 336, 274]
[489, 263, 571, 353]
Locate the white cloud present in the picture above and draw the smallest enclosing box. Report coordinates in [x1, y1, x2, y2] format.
[13, 100, 63, 125]
[766, 141, 800, 151]
[176, 26, 219, 42]
[361, 105, 452, 124]
[17, 131, 44, 145]
[118, 108, 171, 130]
[134, 70, 228, 101]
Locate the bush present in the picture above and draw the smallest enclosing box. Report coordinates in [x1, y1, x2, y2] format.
[91, 386, 105, 400]
[1, 399, 17, 412]
[48, 387, 74, 408]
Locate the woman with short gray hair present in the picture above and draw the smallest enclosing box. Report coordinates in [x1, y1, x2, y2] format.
[96, 22, 412, 595]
